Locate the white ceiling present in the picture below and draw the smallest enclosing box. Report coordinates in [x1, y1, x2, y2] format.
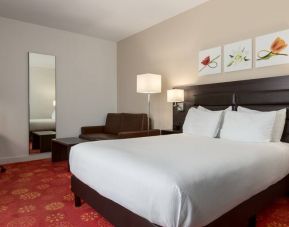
[0, 0, 209, 41]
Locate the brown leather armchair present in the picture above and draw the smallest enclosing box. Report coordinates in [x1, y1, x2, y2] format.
[79, 113, 160, 141]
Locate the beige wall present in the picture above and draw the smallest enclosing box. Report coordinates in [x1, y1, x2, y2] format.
[0, 17, 117, 163]
[117, 0, 289, 129]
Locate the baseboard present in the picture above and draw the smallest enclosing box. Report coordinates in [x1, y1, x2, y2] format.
[0, 153, 51, 165]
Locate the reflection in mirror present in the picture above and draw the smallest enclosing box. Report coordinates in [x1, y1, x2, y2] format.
[29, 53, 56, 154]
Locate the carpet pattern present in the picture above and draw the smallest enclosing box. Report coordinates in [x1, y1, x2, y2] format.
[0, 159, 112, 227]
[0, 159, 289, 227]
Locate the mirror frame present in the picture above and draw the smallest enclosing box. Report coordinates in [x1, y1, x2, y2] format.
[28, 52, 56, 155]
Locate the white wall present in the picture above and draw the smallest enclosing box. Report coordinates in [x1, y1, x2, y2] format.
[0, 17, 117, 164]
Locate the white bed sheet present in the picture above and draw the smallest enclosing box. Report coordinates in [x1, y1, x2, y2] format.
[70, 134, 289, 227]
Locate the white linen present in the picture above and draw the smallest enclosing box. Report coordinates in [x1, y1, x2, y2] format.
[29, 119, 56, 132]
[70, 134, 289, 227]
[238, 106, 286, 142]
[183, 107, 223, 137]
[197, 106, 232, 137]
[220, 111, 276, 142]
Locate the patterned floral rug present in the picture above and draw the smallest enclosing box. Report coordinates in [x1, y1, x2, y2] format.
[0, 159, 112, 227]
[0, 159, 289, 227]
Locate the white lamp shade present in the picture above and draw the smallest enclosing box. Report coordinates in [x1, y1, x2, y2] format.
[137, 74, 162, 93]
[167, 89, 184, 102]
[53, 100, 56, 107]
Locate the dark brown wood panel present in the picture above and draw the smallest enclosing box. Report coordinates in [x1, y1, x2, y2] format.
[194, 93, 233, 106]
[236, 90, 289, 105]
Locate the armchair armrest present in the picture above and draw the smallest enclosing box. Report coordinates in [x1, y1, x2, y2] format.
[118, 129, 160, 139]
[81, 126, 105, 134]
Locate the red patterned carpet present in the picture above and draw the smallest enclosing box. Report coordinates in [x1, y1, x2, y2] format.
[0, 159, 289, 227]
[0, 159, 112, 227]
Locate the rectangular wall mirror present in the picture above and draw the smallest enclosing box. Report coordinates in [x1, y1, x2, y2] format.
[29, 52, 56, 155]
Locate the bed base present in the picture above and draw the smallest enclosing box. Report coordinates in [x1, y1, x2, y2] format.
[71, 174, 289, 227]
[71, 175, 157, 227]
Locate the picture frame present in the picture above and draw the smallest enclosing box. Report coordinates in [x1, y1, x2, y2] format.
[224, 39, 252, 72]
[255, 29, 289, 68]
[198, 46, 222, 76]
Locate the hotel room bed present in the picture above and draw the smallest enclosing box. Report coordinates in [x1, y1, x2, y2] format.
[70, 134, 289, 227]
[70, 76, 289, 227]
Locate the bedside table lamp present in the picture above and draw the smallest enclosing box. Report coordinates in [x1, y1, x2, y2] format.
[137, 74, 162, 133]
[167, 89, 184, 111]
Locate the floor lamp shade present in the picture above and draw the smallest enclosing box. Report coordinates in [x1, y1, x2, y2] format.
[136, 74, 161, 133]
[137, 74, 162, 93]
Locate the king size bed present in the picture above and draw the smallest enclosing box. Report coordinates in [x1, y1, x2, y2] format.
[70, 76, 289, 227]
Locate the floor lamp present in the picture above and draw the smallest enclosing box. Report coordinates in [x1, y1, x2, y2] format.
[137, 74, 162, 134]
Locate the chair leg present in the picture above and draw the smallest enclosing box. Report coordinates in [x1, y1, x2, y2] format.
[248, 215, 256, 227]
[0, 166, 6, 173]
[74, 194, 81, 207]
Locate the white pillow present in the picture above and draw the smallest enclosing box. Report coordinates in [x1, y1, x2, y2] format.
[220, 111, 276, 142]
[238, 106, 286, 142]
[197, 106, 233, 137]
[183, 107, 223, 138]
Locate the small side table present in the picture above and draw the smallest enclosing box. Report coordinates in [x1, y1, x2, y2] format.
[32, 131, 56, 153]
[161, 129, 182, 135]
[52, 137, 88, 162]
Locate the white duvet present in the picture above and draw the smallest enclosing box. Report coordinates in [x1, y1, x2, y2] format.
[70, 134, 289, 227]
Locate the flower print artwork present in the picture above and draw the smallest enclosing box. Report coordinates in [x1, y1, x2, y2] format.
[256, 30, 289, 68]
[198, 47, 222, 76]
[199, 55, 221, 71]
[227, 48, 250, 67]
[257, 37, 288, 60]
[224, 39, 252, 72]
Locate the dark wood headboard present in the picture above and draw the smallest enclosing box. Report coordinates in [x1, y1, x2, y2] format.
[173, 75, 289, 142]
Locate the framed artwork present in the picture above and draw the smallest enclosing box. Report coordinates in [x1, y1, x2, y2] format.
[255, 29, 289, 68]
[198, 46, 221, 76]
[224, 39, 252, 72]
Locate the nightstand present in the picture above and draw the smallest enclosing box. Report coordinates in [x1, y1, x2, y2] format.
[161, 129, 182, 135]
[52, 137, 88, 162]
[52, 137, 89, 171]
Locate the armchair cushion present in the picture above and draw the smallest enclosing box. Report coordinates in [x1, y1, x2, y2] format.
[79, 113, 156, 141]
[118, 129, 160, 139]
[79, 133, 118, 141]
[81, 126, 105, 134]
